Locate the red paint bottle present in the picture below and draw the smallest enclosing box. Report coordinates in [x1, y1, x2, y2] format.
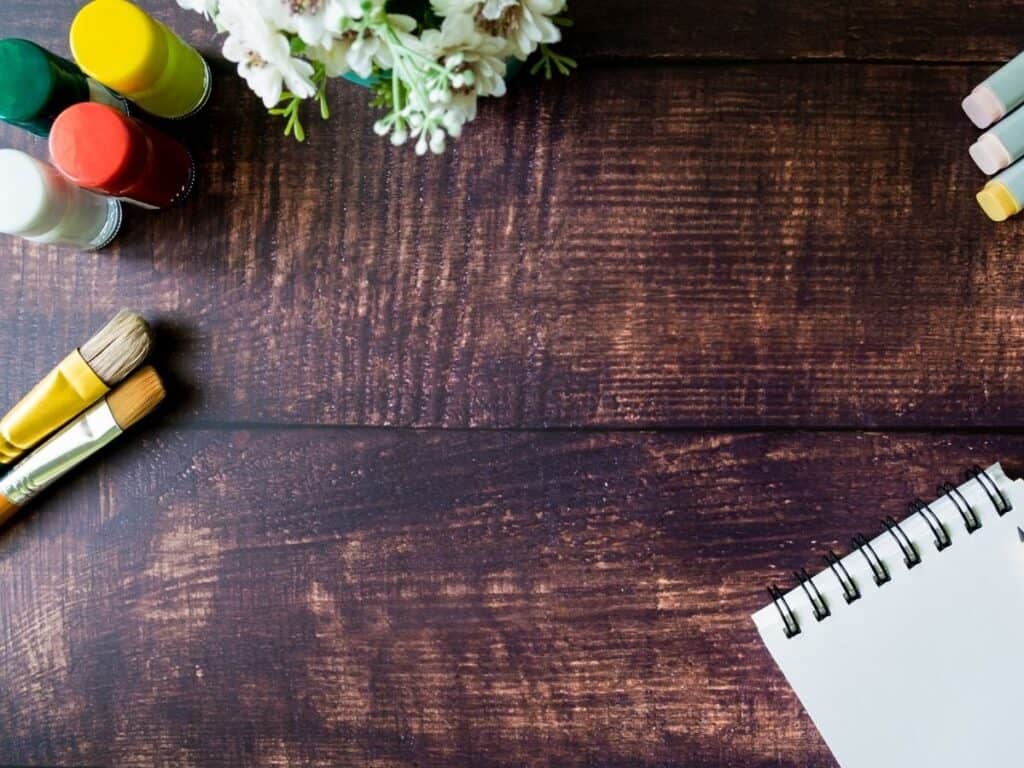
[49, 102, 194, 209]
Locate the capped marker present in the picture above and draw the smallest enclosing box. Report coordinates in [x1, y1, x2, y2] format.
[976, 160, 1024, 222]
[49, 103, 195, 210]
[963, 51, 1024, 129]
[0, 39, 127, 137]
[0, 149, 121, 249]
[70, 0, 211, 120]
[970, 104, 1024, 175]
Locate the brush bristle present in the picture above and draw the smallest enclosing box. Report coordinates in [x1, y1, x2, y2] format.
[106, 366, 165, 430]
[80, 310, 153, 386]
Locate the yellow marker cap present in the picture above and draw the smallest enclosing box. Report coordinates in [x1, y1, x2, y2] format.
[70, 0, 210, 119]
[0, 351, 109, 463]
[977, 180, 1021, 222]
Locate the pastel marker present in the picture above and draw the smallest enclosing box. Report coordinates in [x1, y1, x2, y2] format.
[70, 0, 211, 119]
[0, 39, 127, 137]
[976, 160, 1024, 222]
[0, 149, 121, 250]
[963, 52, 1024, 129]
[50, 103, 195, 210]
[970, 105, 1024, 175]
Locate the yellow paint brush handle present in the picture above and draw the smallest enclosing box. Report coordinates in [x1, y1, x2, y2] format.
[0, 350, 109, 463]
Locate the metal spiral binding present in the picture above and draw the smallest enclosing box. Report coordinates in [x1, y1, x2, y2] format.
[909, 499, 951, 551]
[768, 465, 1013, 640]
[794, 568, 830, 621]
[965, 465, 1011, 516]
[937, 481, 981, 533]
[823, 549, 860, 603]
[767, 584, 800, 638]
[882, 516, 921, 568]
[851, 533, 890, 586]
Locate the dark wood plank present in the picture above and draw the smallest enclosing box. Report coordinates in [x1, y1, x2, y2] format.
[0, 63, 1020, 428]
[1, 426, 1019, 766]
[1, 0, 1023, 62]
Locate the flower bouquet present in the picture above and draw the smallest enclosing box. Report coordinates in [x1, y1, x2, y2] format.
[176, 0, 575, 153]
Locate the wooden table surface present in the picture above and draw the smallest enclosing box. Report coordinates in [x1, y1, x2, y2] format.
[2, 2, 1023, 766]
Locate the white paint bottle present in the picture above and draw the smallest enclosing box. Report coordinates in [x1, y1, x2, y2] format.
[0, 148, 121, 250]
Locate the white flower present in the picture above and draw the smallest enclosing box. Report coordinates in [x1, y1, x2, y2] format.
[176, 0, 219, 16]
[420, 12, 507, 98]
[264, 0, 366, 48]
[429, 0, 476, 14]
[217, 0, 316, 107]
[479, 0, 517, 18]
[309, 12, 415, 78]
[460, 0, 566, 60]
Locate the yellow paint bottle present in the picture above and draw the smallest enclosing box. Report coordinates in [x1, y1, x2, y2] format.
[70, 0, 211, 119]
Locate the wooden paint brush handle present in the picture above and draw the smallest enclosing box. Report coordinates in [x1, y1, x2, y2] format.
[0, 494, 19, 527]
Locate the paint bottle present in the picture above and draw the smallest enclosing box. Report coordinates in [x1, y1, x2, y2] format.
[70, 0, 211, 119]
[0, 149, 122, 250]
[963, 51, 1024, 129]
[976, 160, 1024, 221]
[49, 103, 195, 210]
[0, 39, 128, 137]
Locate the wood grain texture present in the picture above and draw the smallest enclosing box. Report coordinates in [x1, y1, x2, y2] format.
[2, 0, 1024, 62]
[0, 2, 1018, 766]
[1, 427, 1017, 767]
[0, 60, 1019, 428]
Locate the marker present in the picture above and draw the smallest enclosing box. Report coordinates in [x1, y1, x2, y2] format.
[970, 105, 1024, 175]
[976, 160, 1024, 221]
[70, 0, 211, 119]
[0, 149, 121, 250]
[963, 52, 1024, 129]
[0, 38, 127, 137]
[49, 103, 195, 210]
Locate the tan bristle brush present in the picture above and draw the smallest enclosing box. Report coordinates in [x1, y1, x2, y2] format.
[0, 310, 152, 464]
[0, 366, 165, 526]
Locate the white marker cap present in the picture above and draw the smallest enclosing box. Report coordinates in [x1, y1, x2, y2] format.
[0, 149, 64, 238]
[963, 84, 1005, 129]
[970, 132, 1014, 175]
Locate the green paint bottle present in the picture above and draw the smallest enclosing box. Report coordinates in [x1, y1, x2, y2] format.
[0, 39, 127, 137]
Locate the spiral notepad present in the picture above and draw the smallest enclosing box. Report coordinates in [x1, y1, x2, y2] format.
[753, 463, 1024, 768]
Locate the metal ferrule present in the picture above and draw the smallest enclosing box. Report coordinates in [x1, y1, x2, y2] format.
[0, 400, 122, 504]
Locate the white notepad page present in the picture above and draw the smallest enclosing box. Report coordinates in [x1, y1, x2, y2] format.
[752, 463, 1024, 768]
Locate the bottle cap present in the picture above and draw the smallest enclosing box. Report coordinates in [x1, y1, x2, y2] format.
[0, 39, 89, 135]
[49, 103, 146, 193]
[969, 132, 1013, 176]
[977, 180, 1021, 222]
[0, 149, 64, 237]
[963, 85, 1005, 129]
[70, 0, 167, 96]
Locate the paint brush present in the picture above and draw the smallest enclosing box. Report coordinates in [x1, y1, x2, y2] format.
[0, 310, 152, 463]
[0, 366, 164, 526]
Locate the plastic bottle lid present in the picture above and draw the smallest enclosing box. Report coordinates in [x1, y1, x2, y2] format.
[70, 0, 166, 95]
[49, 102, 142, 191]
[0, 40, 60, 123]
[963, 85, 1005, 130]
[977, 181, 1021, 222]
[0, 149, 55, 236]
